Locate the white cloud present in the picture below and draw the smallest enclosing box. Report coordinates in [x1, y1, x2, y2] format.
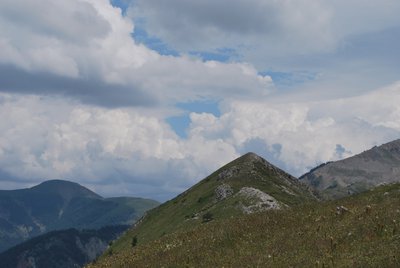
[1, 83, 399, 200]
[1, 0, 400, 202]
[128, 0, 400, 94]
[187, 82, 400, 175]
[0, 94, 238, 200]
[0, 0, 272, 107]
[0, 0, 274, 200]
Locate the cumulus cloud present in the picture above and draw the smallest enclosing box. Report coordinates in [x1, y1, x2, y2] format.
[1, 83, 400, 200]
[187, 82, 400, 175]
[0, 93, 238, 200]
[1, 0, 400, 202]
[0, 0, 272, 107]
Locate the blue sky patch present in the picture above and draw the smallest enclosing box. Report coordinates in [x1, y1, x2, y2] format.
[166, 100, 221, 138]
[110, 0, 130, 15]
[132, 19, 179, 56]
[260, 70, 317, 88]
[166, 116, 191, 139]
[189, 48, 238, 62]
[175, 100, 221, 116]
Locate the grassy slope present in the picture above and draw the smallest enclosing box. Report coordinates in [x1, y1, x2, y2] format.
[103, 197, 161, 224]
[89, 183, 400, 267]
[0, 181, 160, 252]
[0, 225, 129, 268]
[91, 153, 317, 262]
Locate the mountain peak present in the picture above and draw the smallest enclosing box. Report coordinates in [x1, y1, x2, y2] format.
[231, 152, 287, 177]
[240, 152, 264, 162]
[301, 138, 400, 199]
[0, 180, 159, 253]
[30, 179, 102, 201]
[95, 152, 317, 259]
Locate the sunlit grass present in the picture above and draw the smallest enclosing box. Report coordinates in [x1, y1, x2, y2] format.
[88, 183, 400, 267]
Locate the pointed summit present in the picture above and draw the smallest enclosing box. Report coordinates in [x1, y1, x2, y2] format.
[234, 152, 279, 169]
[214, 152, 311, 197]
[240, 151, 264, 160]
[105, 152, 317, 252]
[231, 152, 268, 163]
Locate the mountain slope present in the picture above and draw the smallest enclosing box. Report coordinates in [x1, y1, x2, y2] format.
[300, 139, 400, 199]
[0, 225, 128, 268]
[88, 183, 400, 267]
[0, 180, 159, 252]
[99, 152, 317, 257]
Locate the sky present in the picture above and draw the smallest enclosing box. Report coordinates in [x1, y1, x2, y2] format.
[0, 0, 400, 201]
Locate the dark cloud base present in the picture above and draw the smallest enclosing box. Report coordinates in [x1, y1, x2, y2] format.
[0, 64, 156, 108]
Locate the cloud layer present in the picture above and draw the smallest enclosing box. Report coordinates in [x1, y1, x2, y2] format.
[130, 0, 400, 59]
[1, 83, 399, 200]
[1, 0, 399, 201]
[130, 0, 334, 55]
[0, 0, 272, 108]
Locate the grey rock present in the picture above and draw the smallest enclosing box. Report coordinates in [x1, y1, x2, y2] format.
[214, 184, 234, 201]
[300, 139, 400, 199]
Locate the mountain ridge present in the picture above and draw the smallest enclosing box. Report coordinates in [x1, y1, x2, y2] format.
[29, 180, 102, 201]
[300, 138, 400, 199]
[99, 152, 317, 257]
[0, 179, 159, 252]
[0, 225, 129, 268]
[88, 182, 400, 267]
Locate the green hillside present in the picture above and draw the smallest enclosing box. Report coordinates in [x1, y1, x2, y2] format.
[0, 180, 159, 252]
[89, 183, 400, 267]
[92, 152, 317, 262]
[0, 225, 128, 268]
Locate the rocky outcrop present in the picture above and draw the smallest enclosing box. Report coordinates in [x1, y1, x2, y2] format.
[237, 187, 281, 214]
[214, 184, 234, 201]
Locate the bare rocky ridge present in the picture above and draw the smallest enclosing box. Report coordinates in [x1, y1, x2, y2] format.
[300, 139, 400, 199]
[237, 187, 281, 214]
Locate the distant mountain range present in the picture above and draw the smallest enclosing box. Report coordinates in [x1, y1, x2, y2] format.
[0, 180, 159, 252]
[300, 139, 400, 199]
[0, 225, 128, 268]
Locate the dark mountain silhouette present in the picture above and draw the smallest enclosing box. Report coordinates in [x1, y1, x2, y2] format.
[0, 180, 159, 252]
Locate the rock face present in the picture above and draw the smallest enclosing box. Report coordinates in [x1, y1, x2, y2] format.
[300, 139, 400, 199]
[214, 184, 234, 201]
[237, 187, 281, 214]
